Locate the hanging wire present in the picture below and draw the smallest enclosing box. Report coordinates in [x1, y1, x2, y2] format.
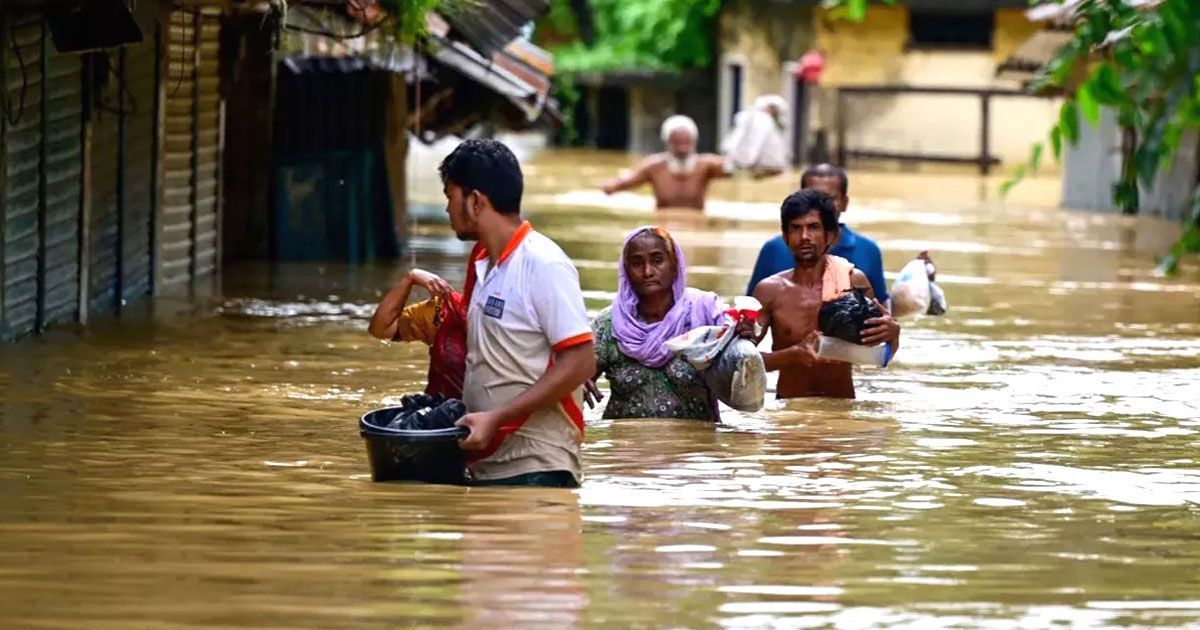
[97, 55, 138, 118]
[3, 30, 29, 126]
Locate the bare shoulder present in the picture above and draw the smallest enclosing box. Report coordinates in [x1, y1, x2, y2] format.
[849, 268, 876, 299]
[700, 153, 730, 175]
[753, 272, 790, 307]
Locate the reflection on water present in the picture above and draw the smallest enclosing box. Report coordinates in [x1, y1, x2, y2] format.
[2, 149, 1200, 628]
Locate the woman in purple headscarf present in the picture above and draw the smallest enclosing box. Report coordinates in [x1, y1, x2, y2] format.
[589, 226, 751, 420]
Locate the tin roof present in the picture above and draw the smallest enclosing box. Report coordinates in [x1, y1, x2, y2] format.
[279, 7, 557, 141]
[994, 26, 1074, 88]
[439, 0, 549, 57]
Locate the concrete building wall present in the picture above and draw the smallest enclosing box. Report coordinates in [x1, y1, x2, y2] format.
[629, 88, 677, 155]
[717, 0, 816, 137]
[806, 6, 1060, 168]
[1062, 108, 1122, 213]
[1062, 107, 1196, 221]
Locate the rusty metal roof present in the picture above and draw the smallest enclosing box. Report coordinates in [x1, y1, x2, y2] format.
[440, 0, 549, 57]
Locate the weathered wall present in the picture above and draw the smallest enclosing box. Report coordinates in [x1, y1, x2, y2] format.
[628, 87, 676, 155]
[1064, 106, 1199, 221]
[717, 0, 816, 136]
[805, 6, 1060, 168]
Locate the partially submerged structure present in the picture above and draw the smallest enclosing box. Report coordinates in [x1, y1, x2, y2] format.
[0, 0, 556, 341]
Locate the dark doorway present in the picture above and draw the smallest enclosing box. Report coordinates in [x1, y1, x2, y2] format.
[792, 77, 808, 166]
[728, 63, 743, 126]
[595, 86, 630, 150]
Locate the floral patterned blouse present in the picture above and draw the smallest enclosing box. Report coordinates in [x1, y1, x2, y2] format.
[592, 306, 716, 421]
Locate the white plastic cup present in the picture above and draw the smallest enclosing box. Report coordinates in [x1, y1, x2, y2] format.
[815, 335, 894, 368]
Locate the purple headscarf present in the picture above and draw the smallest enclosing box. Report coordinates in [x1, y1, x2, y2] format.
[611, 226, 725, 368]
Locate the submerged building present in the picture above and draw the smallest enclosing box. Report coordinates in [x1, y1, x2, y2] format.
[0, 0, 556, 341]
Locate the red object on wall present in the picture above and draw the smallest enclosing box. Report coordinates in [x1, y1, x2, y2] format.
[796, 50, 825, 84]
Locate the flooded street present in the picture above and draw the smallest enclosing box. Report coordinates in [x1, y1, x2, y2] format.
[3, 149, 1200, 628]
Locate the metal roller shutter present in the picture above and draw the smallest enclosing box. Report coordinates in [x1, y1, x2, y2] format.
[2, 15, 44, 339]
[158, 9, 196, 291]
[89, 57, 120, 316]
[193, 8, 221, 280]
[120, 3, 158, 304]
[40, 33, 83, 326]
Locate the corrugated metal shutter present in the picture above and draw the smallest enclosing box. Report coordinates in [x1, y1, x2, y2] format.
[120, 4, 159, 304]
[159, 9, 196, 291]
[193, 8, 221, 280]
[41, 33, 83, 326]
[2, 15, 45, 338]
[89, 57, 121, 316]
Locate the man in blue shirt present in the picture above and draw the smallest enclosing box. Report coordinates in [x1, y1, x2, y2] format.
[746, 164, 889, 305]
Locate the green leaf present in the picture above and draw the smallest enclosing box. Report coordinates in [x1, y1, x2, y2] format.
[1059, 101, 1080, 145]
[1046, 40, 1081, 86]
[1157, 223, 1200, 276]
[1050, 126, 1063, 161]
[1156, 251, 1180, 276]
[1077, 83, 1101, 125]
[846, 0, 868, 22]
[1113, 180, 1139, 214]
[1029, 142, 1044, 172]
[999, 164, 1025, 199]
[1089, 65, 1125, 106]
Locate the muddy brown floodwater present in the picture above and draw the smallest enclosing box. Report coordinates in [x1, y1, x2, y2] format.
[2, 149, 1199, 629]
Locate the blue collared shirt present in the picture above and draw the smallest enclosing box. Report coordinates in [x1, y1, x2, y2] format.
[745, 224, 890, 304]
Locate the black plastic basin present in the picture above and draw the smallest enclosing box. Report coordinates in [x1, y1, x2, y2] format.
[360, 406, 469, 485]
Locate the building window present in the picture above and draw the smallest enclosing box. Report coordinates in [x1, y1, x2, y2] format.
[908, 10, 994, 50]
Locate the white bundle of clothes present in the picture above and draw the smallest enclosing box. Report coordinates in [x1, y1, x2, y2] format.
[665, 297, 766, 412]
[720, 95, 790, 174]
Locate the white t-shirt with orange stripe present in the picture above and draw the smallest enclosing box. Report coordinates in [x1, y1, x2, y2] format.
[463, 221, 593, 483]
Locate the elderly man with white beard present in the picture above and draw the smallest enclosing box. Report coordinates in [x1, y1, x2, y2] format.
[601, 115, 734, 211]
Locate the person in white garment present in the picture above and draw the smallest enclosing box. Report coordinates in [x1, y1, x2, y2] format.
[721, 94, 790, 176]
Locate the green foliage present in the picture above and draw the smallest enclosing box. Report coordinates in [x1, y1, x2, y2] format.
[540, 0, 721, 145]
[1157, 186, 1200, 275]
[822, 0, 895, 24]
[550, 74, 583, 145]
[997, 0, 1200, 274]
[375, 0, 446, 44]
[542, 0, 722, 74]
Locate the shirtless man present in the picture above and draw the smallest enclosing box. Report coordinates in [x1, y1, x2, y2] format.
[753, 189, 901, 399]
[601, 115, 731, 210]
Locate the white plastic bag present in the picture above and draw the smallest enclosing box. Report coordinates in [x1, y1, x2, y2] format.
[705, 338, 766, 411]
[890, 258, 931, 318]
[664, 324, 735, 371]
[891, 253, 948, 318]
[928, 280, 947, 316]
[815, 335, 893, 368]
[664, 297, 766, 412]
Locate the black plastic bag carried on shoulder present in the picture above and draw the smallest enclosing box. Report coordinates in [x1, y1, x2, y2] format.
[818, 288, 883, 345]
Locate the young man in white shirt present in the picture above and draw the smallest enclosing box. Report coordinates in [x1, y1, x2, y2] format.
[441, 139, 596, 488]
